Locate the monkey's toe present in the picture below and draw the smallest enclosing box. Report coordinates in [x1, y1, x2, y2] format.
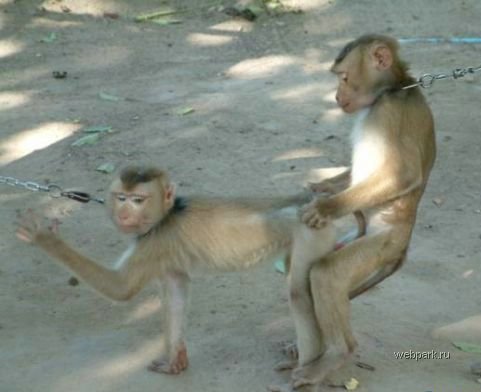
[268, 382, 316, 392]
[274, 360, 298, 372]
[267, 383, 293, 392]
[148, 360, 183, 375]
[282, 342, 299, 360]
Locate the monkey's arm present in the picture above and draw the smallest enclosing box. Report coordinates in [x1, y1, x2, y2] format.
[301, 159, 421, 227]
[327, 166, 421, 217]
[308, 169, 351, 195]
[16, 212, 151, 301]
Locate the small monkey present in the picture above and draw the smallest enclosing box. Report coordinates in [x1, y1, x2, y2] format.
[16, 166, 347, 375]
[273, 34, 436, 390]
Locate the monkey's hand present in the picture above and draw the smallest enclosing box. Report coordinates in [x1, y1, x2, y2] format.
[16, 209, 60, 245]
[307, 180, 336, 195]
[299, 198, 332, 229]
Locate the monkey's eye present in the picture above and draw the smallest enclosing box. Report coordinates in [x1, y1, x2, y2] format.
[131, 196, 146, 205]
[115, 194, 127, 202]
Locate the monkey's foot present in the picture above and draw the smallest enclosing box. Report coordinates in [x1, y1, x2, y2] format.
[291, 350, 350, 388]
[148, 345, 189, 375]
[282, 342, 299, 360]
[274, 360, 297, 372]
[267, 382, 290, 392]
[267, 382, 317, 392]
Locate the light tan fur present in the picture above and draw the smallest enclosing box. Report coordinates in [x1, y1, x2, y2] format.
[16, 167, 338, 375]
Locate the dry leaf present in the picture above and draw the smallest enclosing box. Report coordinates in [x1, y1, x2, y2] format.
[175, 107, 195, 116]
[40, 32, 57, 43]
[99, 92, 121, 102]
[453, 341, 481, 354]
[96, 163, 116, 174]
[83, 125, 113, 134]
[344, 377, 359, 391]
[71, 134, 100, 146]
[135, 8, 178, 22]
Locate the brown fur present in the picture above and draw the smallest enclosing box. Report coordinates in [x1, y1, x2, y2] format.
[273, 34, 436, 391]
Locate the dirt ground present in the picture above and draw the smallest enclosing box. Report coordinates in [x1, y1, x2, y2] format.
[2, 0, 481, 391]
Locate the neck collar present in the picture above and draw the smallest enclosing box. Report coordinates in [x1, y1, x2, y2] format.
[137, 196, 187, 240]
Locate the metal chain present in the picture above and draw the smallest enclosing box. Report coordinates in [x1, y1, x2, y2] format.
[403, 64, 481, 90]
[0, 175, 104, 204]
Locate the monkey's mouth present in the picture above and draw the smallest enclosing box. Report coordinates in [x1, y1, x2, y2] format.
[118, 224, 141, 234]
[340, 103, 351, 112]
[340, 102, 358, 113]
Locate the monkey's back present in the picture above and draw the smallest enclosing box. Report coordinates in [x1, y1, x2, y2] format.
[182, 199, 298, 271]
[140, 198, 299, 273]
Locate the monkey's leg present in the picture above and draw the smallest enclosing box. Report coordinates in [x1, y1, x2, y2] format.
[291, 228, 409, 389]
[276, 264, 321, 371]
[278, 225, 336, 371]
[149, 272, 190, 375]
[276, 253, 301, 368]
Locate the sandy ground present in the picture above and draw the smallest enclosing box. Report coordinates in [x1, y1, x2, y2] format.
[1, 1, 481, 391]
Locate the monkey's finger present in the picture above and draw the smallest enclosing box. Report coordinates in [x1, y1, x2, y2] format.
[18, 209, 41, 231]
[16, 229, 33, 243]
[315, 218, 329, 230]
[306, 183, 321, 192]
[300, 208, 315, 223]
[308, 216, 319, 229]
[49, 218, 61, 234]
[305, 211, 322, 229]
[16, 219, 37, 234]
[307, 182, 329, 194]
[303, 217, 318, 229]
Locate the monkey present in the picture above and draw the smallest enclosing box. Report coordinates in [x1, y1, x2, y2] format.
[16, 165, 363, 376]
[270, 34, 436, 391]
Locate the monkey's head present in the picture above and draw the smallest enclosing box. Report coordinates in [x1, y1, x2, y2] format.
[330, 34, 409, 113]
[108, 166, 176, 235]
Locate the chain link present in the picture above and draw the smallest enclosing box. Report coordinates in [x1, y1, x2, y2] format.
[403, 64, 481, 90]
[0, 175, 104, 204]
[0, 176, 50, 192]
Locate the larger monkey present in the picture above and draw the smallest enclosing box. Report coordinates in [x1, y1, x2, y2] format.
[16, 166, 349, 375]
[276, 34, 436, 390]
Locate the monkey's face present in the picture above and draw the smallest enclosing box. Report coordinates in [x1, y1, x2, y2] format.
[109, 180, 165, 235]
[334, 74, 377, 113]
[331, 45, 392, 113]
[332, 64, 377, 113]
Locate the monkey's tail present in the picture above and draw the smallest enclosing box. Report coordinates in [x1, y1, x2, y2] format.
[338, 209, 405, 299]
[353, 211, 366, 238]
[348, 253, 405, 300]
[333, 210, 366, 251]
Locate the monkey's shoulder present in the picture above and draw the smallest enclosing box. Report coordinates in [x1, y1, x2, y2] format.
[373, 88, 429, 112]
[178, 196, 306, 214]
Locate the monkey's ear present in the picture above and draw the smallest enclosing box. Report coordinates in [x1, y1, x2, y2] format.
[370, 44, 393, 71]
[165, 183, 176, 205]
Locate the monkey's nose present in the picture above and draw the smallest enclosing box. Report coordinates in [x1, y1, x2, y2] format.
[119, 214, 130, 222]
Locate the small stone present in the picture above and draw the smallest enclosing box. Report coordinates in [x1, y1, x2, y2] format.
[470, 361, 481, 376]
